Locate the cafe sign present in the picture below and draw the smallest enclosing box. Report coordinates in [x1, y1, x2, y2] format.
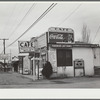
[18, 41, 34, 53]
[48, 27, 74, 43]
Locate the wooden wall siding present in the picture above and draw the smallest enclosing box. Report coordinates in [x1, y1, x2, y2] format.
[37, 33, 47, 48]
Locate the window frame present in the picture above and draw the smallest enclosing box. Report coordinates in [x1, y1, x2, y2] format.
[57, 49, 72, 67]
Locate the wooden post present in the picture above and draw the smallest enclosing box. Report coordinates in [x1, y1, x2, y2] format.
[32, 57, 36, 80]
[37, 60, 39, 80]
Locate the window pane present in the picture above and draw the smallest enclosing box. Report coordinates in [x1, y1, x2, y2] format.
[66, 50, 72, 66]
[57, 49, 72, 67]
[57, 50, 65, 66]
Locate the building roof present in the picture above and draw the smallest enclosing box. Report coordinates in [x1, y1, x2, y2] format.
[74, 41, 99, 48]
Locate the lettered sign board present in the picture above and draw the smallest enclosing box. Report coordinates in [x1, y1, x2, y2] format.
[48, 27, 74, 43]
[18, 41, 34, 53]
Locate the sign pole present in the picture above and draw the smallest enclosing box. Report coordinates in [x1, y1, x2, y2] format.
[32, 57, 36, 80]
[37, 60, 39, 80]
[3, 39, 6, 68]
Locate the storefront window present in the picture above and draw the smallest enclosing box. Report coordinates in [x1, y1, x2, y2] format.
[57, 49, 72, 66]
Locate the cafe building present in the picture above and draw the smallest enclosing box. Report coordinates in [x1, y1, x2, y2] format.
[33, 27, 100, 78]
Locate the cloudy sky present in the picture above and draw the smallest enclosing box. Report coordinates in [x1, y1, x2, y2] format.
[0, 2, 100, 57]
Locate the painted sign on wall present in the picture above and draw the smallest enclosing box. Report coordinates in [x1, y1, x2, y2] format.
[49, 32, 74, 43]
[18, 41, 34, 53]
[48, 50, 57, 72]
[50, 44, 72, 48]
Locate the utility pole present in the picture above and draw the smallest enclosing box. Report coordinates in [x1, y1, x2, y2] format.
[0, 39, 9, 69]
[10, 49, 12, 62]
[9, 49, 12, 71]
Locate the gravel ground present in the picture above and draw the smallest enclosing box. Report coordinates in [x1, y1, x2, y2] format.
[0, 72, 100, 88]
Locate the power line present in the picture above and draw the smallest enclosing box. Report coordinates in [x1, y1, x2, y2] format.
[0, 4, 17, 36]
[8, 3, 36, 39]
[5, 4, 26, 38]
[0, 4, 36, 54]
[92, 25, 100, 43]
[7, 3, 57, 48]
[97, 34, 100, 44]
[57, 4, 82, 26]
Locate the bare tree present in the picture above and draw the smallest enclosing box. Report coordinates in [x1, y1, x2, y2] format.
[80, 23, 91, 43]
